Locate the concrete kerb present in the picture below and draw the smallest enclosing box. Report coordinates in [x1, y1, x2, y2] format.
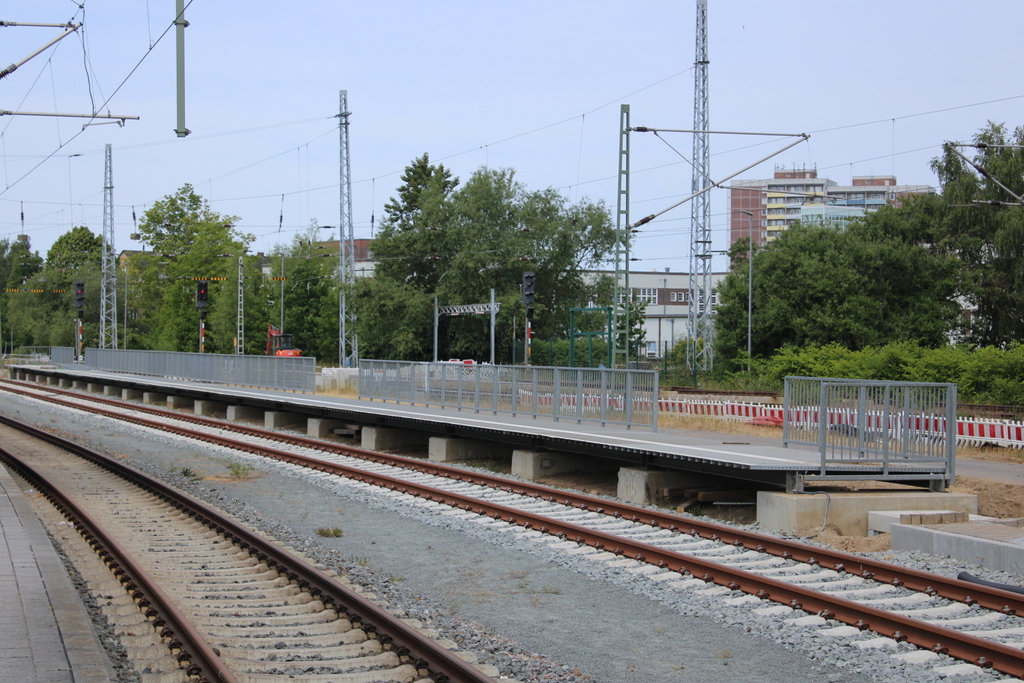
[890, 521, 1024, 574]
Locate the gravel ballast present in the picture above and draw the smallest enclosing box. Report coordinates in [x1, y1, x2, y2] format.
[1, 389, 1020, 683]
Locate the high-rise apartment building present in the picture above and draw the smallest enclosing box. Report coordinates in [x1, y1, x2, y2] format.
[728, 168, 936, 247]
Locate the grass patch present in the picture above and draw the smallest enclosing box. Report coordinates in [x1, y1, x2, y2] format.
[226, 462, 257, 479]
[176, 466, 202, 481]
[315, 527, 343, 538]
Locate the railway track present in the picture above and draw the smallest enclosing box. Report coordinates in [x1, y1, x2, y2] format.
[0, 412, 496, 683]
[2, 378, 1024, 679]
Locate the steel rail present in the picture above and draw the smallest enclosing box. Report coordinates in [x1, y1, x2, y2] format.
[0, 446, 236, 683]
[3, 380, 1021, 619]
[5, 407, 1023, 677]
[0, 414, 495, 683]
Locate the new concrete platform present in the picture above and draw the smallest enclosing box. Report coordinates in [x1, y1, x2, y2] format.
[0, 464, 114, 682]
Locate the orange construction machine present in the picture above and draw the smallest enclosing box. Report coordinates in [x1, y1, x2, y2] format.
[266, 324, 302, 357]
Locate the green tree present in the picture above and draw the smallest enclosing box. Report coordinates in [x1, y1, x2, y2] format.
[364, 158, 617, 363]
[930, 122, 1024, 346]
[46, 226, 103, 272]
[129, 185, 248, 352]
[713, 212, 959, 372]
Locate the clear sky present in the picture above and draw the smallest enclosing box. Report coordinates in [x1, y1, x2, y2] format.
[1, 1, 1021, 274]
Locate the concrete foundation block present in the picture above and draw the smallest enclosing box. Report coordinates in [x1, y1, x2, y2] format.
[59, 378, 73, 389]
[73, 380, 89, 390]
[47, 376, 59, 386]
[87, 383, 105, 394]
[103, 385, 120, 397]
[143, 392, 167, 405]
[35, 375, 47, 384]
[227, 405, 263, 421]
[194, 400, 226, 417]
[166, 395, 193, 410]
[430, 437, 510, 463]
[307, 418, 352, 439]
[361, 426, 428, 452]
[757, 491, 978, 537]
[122, 388, 143, 401]
[512, 450, 595, 480]
[265, 411, 305, 430]
[616, 468, 715, 506]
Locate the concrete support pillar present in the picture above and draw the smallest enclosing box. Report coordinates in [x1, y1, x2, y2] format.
[35, 375, 47, 385]
[87, 383, 105, 394]
[194, 400, 226, 417]
[143, 392, 167, 405]
[265, 411, 305, 430]
[227, 405, 263, 422]
[73, 380, 89, 390]
[46, 376, 59, 386]
[617, 468, 712, 506]
[103, 385, 120, 397]
[122, 388, 143, 401]
[166, 395, 193, 410]
[361, 426, 428, 453]
[512, 450, 596, 480]
[307, 418, 357, 439]
[429, 437, 511, 463]
[59, 378, 74, 389]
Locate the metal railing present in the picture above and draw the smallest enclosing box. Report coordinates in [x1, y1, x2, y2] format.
[79, 349, 316, 393]
[359, 360, 659, 431]
[783, 376, 956, 485]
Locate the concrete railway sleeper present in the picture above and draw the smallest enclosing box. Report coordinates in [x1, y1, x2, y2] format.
[0, 419, 497, 683]
[3, 381, 1024, 677]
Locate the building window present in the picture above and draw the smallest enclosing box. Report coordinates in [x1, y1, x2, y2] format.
[635, 288, 658, 305]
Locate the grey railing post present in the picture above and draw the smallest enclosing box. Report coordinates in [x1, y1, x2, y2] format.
[652, 370, 659, 433]
[575, 370, 583, 424]
[511, 367, 519, 417]
[818, 381, 828, 475]
[625, 370, 633, 430]
[473, 365, 481, 414]
[552, 368, 561, 423]
[531, 367, 538, 420]
[600, 370, 608, 426]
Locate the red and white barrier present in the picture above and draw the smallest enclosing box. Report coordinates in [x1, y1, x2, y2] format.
[657, 398, 1024, 450]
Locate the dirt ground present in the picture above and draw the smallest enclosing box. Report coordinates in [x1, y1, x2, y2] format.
[949, 476, 1024, 518]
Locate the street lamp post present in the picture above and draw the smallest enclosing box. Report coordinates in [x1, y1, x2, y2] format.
[740, 210, 754, 372]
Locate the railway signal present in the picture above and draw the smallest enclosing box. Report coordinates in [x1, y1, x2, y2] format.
[73, 281, 85, 309]
[196, 280, 209, 309]
[522, 271, 535, 304]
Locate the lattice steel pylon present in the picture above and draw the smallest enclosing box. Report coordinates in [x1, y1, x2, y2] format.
[100, 143, 118, 349]
[688, 0, 712, 371]
[338, 90, 358, 367]
[612, 104, 631, 367]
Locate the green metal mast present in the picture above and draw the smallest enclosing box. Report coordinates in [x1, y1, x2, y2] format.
[612, 104, 631, 367]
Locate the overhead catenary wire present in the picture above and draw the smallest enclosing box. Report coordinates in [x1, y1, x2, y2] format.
[0, 0, 194, 198]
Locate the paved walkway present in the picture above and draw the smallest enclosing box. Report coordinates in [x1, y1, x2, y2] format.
[0, 464, 113, 682]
